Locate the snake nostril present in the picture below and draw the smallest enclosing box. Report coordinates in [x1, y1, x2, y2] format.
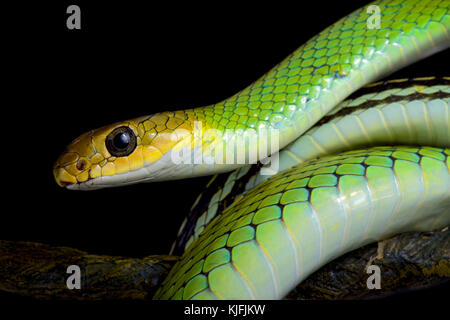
[76, 160, 87, 171]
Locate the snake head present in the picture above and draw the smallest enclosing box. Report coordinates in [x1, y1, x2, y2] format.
[53, 112, 197, 190]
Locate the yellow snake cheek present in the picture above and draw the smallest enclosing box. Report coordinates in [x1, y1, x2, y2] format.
[150, 132, 185, 155]
[127, 145, 145, 171]
[171, 137, 191, 152]
[92, 133, 110, 156]
[142, 146, 163, 165]
[101, 162, 116, 177]
[141, 130, 157, 146]
[90, 164, 102, 179]
[77, 170, 90, 183]
[90, 153, 105, 165]
[113, 157, 131, 175]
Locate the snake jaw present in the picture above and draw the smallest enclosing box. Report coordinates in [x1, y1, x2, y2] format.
[53, 166, 77, 187]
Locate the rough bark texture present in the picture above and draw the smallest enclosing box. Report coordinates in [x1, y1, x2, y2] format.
[0, 240, 178, 300]
[0, 229, 448, 300]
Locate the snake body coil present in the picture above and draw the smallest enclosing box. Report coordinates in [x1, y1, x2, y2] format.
[53, 0, 450, 300]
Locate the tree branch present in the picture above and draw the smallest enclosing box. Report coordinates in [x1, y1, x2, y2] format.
[1, 229, 448, 300]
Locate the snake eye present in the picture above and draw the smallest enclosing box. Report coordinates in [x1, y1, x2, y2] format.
[105, 126, 137, 157]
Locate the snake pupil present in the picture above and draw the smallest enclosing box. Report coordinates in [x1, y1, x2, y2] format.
[114, 132, 130, 150]
[105, 126, 137, 157]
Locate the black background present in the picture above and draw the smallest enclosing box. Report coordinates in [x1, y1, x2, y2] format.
[1, 0, 449, 312]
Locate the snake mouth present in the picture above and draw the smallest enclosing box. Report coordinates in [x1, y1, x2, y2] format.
[58, 180, 74, 187]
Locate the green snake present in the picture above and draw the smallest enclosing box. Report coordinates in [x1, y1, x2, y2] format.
[171, 77, 450, 256]
[53, 0, 450, 299]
